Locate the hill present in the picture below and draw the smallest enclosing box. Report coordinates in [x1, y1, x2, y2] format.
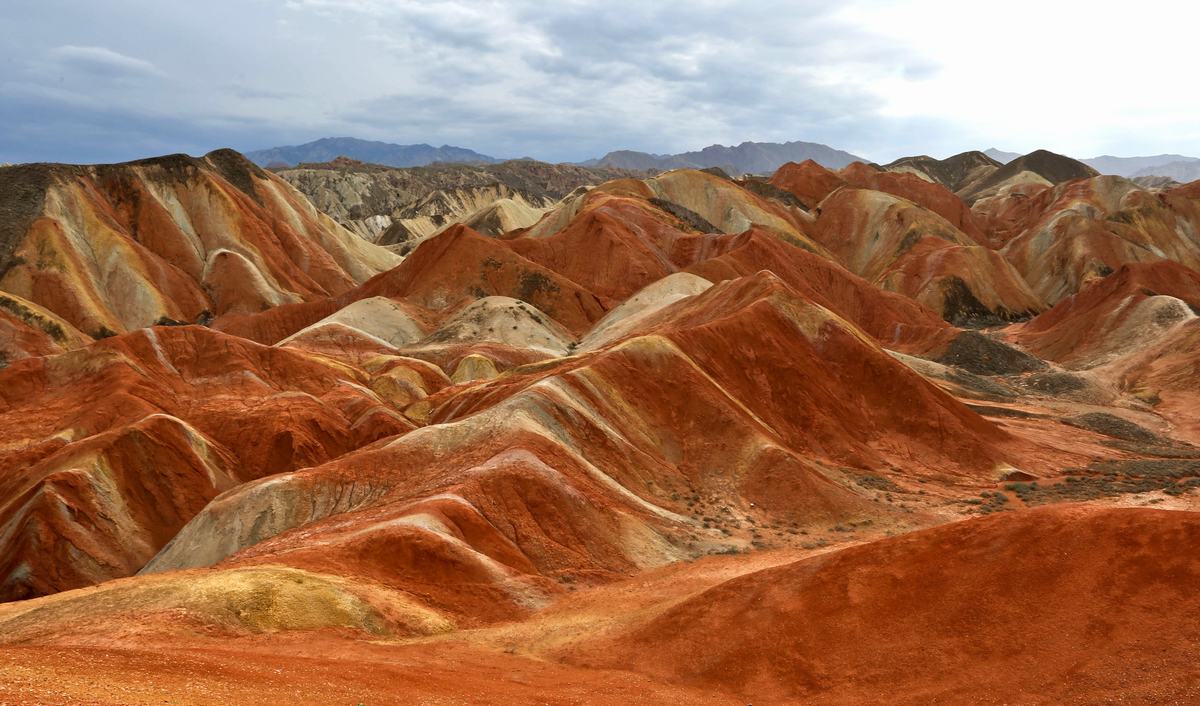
[1085, 153, 1200, 177]
[883, 150, 1002, 192]
[274, 158, 640, 244]
[1132, 159, 1200, 182]
[960, 149, 1099, 202]
[0, 150, 397, 338]
[3, 148, 1200, 704]
[563, 506, 1200, 704]
[246, 137, 498, 168]
[585, 140, 863, 174]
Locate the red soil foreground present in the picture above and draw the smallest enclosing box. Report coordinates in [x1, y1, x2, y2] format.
[2, 506, 1197, 705]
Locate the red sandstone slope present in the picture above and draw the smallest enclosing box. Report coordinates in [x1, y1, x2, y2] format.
[681, 228, 952, 352]
[768, 159, 846, 207]
[4, 147, 1200, 705]
[217, 223, 609, 345]
[812, 187, 1045, 324]
[505, 177, 952, 353]
[1012, 260, 1200, 366]
[565, 505, 1200, 704]
[838, 161, 988, 243]
[354, 224, 608, 335]
[998, 176, 1200, 303]
[218, 183, 948, 356]
[0, 292, 90, 363]
[0, 152, 397, 337]
[506, 187, 952, 353]
[0, 325, 427, 601]
[504, 192, 714, 301]
[767, 160, 988, 244]
[136, 272, 1019, 630]
[1104, 318, 1200, 445]
[435, 272, 1012, 477]
[971, 181, 1054, 247]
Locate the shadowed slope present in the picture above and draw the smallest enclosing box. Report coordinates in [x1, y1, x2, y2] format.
[961, 149, 1099, 203]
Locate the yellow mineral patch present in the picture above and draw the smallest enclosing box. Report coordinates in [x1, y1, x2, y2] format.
[371, 365, 436, 408]
[451, 353, 501, 384]
[0, 566, 453, 643]
[648, 169, 800, 236]
[0, 290, 91, 347]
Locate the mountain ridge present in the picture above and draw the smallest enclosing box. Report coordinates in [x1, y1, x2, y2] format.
[583, 139, 864, 174]
[247, 137, 499, 168]
[1084, 153, 1200, 177]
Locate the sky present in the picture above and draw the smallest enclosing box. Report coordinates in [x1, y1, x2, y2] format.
[1, 0, 1198, 165]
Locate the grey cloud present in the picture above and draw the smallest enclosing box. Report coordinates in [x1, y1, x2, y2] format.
[0, 0, 982, 165]
[321, 0, 935, 161]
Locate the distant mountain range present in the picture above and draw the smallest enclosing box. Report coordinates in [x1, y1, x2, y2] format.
[986, 148, 1200, 179]
[1084, 154, 1200, 178]
[1128, 159, 1200, 182]
[249, 136, 1199, 182]
[581, 140, 864, 174]
[246, 137, 498, 168]
[247, 137, 864, 174]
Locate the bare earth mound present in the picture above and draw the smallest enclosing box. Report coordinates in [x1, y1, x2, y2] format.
[565, 505, 1200, 705]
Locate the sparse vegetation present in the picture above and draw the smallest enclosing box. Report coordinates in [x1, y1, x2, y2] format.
[517, 270, 560, 300]
[855, 474, 901, 492]
[975, 490, 1011, 514]
[0, 294, 68, 342]
[999, 461, 1200, 505]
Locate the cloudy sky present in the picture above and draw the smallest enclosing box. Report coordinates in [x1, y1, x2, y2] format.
[2, 0, 1197, 164]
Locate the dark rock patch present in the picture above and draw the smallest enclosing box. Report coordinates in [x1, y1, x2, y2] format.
[0, 164, 55, 279]
[1064, 412, 1158, 443]
[940, 278, 1035, 328]
[649, 198, 719, 234]
[1024, 371, 1088, 395]
[737, 178, 811, 210]
[936, 330, 1047, 376]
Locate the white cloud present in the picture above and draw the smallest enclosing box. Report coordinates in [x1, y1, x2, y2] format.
[836, 0, 1200, 158]
[48, 45, 166, 78]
